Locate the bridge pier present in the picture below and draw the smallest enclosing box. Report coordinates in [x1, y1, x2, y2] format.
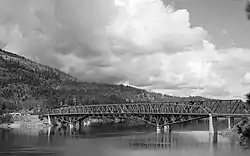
[68, 117, 74, 129]
[227, 117, 234, 130]
[69, 123, 74, 129]
[83, 120, 91, 126]
[156, 125, 161, 133]
[156, 123, 172, 133]
[76, 121, 81, 130]
[47, 115, 52, 126]
[163, 125, 172, 133]
[209, 114, 218, 134]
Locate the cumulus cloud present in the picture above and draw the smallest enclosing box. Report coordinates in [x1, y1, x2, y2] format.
[0, 0, 249, 99]
[242, 72, 250, 85]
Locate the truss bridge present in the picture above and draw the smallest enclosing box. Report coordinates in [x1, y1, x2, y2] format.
[43, 99, 250, 133]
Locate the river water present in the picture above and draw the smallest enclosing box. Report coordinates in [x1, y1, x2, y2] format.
[0, 119, 249, 156]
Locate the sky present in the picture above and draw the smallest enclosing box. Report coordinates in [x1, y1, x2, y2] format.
[0, 0, 250, 100]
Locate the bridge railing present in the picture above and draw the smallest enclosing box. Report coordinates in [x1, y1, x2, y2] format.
[46, 102, 211, 115]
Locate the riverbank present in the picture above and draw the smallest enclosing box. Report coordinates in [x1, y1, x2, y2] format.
[0, 115, 50, 129]
[219, 117, 250, 136]
[219, 117, 250, 149]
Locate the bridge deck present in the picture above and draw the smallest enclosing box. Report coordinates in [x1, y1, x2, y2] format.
[45, 112, 250, 116]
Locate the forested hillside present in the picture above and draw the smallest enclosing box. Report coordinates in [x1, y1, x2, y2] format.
[0, 49, 210, 113]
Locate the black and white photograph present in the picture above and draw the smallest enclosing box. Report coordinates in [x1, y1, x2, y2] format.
[0, 0, 250, 155]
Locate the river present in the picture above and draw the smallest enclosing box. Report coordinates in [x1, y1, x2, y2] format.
[0, 119, 249, 156]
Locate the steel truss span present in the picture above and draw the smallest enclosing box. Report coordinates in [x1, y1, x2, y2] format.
[44, 99, 249, 127]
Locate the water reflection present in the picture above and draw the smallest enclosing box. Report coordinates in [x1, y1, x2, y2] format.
[43, 125, 240, 151]
[0, 120, 250, 156]
[124, 132, 221, 150]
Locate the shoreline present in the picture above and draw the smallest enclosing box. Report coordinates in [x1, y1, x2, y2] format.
[218, 118, 250, 149]
[0, 114, 50, 129]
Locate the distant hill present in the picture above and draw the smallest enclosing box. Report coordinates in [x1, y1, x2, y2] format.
[0, 49, 211, 113]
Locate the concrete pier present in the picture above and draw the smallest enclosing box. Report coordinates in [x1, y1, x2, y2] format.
[227, 117, 234, 130]
[163, 125, 172, 133]
[47, 115, 52, 125]
[156, 125, 161, 133]
[209, 114, 218, 134]
[69, 124, 74, 129]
